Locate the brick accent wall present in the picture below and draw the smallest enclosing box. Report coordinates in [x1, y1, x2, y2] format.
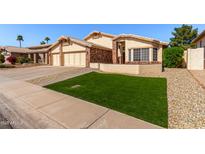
[90, 48, 112, 64]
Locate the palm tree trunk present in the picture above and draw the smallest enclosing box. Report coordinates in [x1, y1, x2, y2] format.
[19, 41, 21, 48]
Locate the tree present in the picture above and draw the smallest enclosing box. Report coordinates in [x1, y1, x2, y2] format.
[44, 37, 50, 44]
[16, 35, 24, 48]
[40, 41, 46, 45]
[163, 47, 184, 68]
[170, 24, 198, 49]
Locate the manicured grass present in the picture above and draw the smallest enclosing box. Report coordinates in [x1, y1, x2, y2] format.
[45, 72, 168, 128]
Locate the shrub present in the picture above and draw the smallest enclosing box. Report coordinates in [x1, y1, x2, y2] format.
[6, 55, 17, 65]
[17, 56, 31, 64]
[163, 47, 184, 68]
[0, 54, 5, 63]
[0, 64, 15, 68]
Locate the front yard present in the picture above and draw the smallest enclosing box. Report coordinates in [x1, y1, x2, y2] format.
[45, 72, 168, 127]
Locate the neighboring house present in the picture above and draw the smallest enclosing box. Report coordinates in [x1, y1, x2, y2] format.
[27, 44, 52, 64]
[187, 30, 205, 70]
[0, 44, 51, 64]
[192, 30, 205, 48]
[0, 31, 168, 73]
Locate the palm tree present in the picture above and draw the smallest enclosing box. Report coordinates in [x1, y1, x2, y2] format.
[40, 41, 46, 45]
[44, 37, 50, 44]
[16, 35, 24, 48]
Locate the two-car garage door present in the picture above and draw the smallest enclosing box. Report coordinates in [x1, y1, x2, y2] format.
[52, 52, 86, 67]
[64, 53, 86, 67]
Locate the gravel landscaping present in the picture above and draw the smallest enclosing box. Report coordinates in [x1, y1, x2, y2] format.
[0, 113, 12, 129]
[138, 68, 205, 128]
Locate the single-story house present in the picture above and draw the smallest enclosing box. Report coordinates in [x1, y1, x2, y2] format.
[0, 44, 51, 64]
[187, 30, 205, 70]
[0, 31, 168, 73]
[47, 36, 112, 67]
[84, 31, 168, 65]
[192, 30, 205, 48]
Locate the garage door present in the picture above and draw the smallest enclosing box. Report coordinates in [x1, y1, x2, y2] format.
[53, 54, 60, 66]
[64, 53, 86, 67]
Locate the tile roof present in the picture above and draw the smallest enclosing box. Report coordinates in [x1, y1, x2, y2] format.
[28, 44, 52, 49]
[0, 46, 49, 53]
[48, 36, 112, 51]
[113, 34, 168, 45]
[84, 31, 117, 40]
[192, 29, 205, 43]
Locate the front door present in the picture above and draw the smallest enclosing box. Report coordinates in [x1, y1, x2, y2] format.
[122, 52, 125, 64]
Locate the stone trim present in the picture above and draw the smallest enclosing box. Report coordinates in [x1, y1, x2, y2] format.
[126, 61, 162, 64]
[112, 41, 117, 64]
[86, 47, 91, 67]
[63, 50, 86, 54]
[59, 42, 64, 66]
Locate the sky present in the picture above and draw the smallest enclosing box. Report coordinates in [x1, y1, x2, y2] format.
[0, 24, 204, 47]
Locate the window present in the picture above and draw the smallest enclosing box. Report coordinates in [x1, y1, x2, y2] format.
[153, 48, 158, 61]
[200, 41, 203, 47]
[199, 41, 202, 48]
[128, 50, 131, 61]
[133, 48, 149, 61]
[133, 48, 140, 61]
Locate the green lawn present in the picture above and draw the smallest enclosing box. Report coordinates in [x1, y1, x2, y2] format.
[45, 72, 168, 128]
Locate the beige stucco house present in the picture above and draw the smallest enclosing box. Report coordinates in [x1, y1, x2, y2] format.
[1, 31, 168, 73]
[192, 30, 205, 48]
[0, 44, 51, 64]
[85, 31, 168, 64]
[47, 35, 112, 67]
[187, 30, 205, 70]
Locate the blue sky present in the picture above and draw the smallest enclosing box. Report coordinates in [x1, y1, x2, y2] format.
[0, 24, 204, 47]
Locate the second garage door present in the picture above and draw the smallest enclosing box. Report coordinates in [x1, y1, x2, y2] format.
[53, 54, 60, 66]
[64, 52, 86, 67]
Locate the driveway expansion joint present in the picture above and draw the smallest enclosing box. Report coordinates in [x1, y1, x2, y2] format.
[86, 109, 110, 129]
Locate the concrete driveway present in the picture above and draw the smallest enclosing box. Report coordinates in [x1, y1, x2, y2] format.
[0, 66, 161, 129]
[0, 65, 90, 81]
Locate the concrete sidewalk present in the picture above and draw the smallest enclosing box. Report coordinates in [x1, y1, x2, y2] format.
[0, 76, 161, 129]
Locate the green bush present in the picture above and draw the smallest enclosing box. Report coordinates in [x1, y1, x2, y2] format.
[17, 56, 31, 64]
[0, 64, 15, 68]
[163, 47, 184, 68]
[0, 54, 5, 63]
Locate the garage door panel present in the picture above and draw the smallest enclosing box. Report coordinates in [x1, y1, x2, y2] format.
[70, 54, 74, 65]
[75, 53, 80, 65]
[53, 54, 60, 66]
[64, 52, 86, 67]
[80, 53, 86, 66]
